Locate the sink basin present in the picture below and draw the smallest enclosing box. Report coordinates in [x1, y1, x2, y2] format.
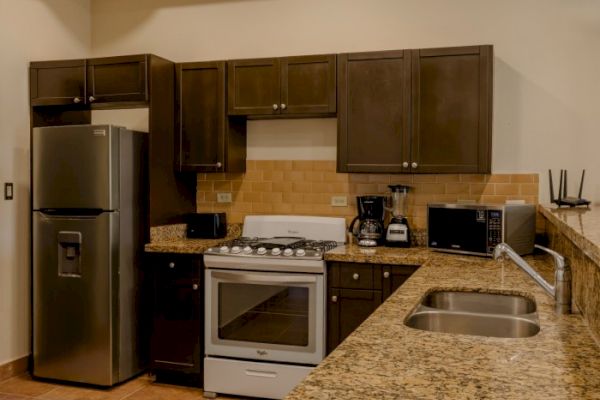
[421, 291, 537, 315]
[405, 290, 540, 339]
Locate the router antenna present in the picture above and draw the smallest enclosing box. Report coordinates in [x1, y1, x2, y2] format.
[564, 170, 568, 198]
[578, 170, 586, 199]
[549, 170, 555, 203]
[558, 170, 564, 204]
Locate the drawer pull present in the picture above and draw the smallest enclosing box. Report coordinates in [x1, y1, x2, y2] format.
[192, 283, 199, 290]
[168, 262, 175, 269]
[331, 295, 338, 303]
[245, 369, 277, 379]
[352, 273, 360, 280]
[383, 271, 390, 279]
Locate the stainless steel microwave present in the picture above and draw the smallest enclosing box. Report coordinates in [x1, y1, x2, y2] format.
[427, 203, 536, 256]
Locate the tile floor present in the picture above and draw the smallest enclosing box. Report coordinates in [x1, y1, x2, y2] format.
[0, 373, 249, 400]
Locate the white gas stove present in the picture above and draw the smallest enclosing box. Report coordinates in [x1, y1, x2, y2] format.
[203, 215, 346, 400]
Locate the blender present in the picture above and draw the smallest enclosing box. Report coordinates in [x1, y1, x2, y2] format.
[385, 185, 411, 247]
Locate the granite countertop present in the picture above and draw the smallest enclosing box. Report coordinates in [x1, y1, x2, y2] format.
[287, 245, 600, 400]
[539, 204, 600, 265]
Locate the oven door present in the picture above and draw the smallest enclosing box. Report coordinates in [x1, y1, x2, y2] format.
[205, 268, 325, 365]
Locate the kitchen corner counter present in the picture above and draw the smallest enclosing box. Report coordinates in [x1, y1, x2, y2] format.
[145, 224, 241, 254]
[287, 246, 600, 399]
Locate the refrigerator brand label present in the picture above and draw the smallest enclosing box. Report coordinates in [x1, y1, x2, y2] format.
[93, 129, 106, 136]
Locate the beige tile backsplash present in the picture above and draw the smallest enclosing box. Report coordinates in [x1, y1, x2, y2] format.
[197, 160, 539, 229]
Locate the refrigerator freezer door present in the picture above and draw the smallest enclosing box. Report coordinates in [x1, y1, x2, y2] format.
[33, 211, 119, 386]
[32, 125, 120, 210]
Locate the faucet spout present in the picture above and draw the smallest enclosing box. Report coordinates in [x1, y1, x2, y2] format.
[493, 243, 571, 314]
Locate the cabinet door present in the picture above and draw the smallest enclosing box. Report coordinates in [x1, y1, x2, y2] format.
[410, 45, 493, 173]
[337, 51, 411, 173]
[30, 60, 86, 106]
[281, 54, 336, 115]
[150, 254, 203, 375]
[227, 58, 280, 115]
[382, 265, 419, 300]
[87, 55, 148, 104]
[176, 62, 225, 172]
[327, 288, 382, 354]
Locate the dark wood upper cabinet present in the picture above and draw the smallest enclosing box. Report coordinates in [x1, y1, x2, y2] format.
[337, 51, 411, 173]
[30, 59, 86, 106]
[176, 61, 246, 173]
[86, 54, 148, 105]
[227, 58, 280, 115]
[338, 45, 493, 174]
[280, 54, 336, 114]
[227, 54, 336, 117]
[411, 45, 492, 173]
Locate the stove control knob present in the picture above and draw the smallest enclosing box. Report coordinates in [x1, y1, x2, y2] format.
[295, 249, 306, 257]
[231, 246, 242, 254]
[257, 247, 267, 255]
[271, 247, 282, 256]
[243, 246, 253, 254]
[283, 248, 294, 257]
[219, 246, 230, 254]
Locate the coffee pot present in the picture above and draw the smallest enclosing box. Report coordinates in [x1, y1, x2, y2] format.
[385, 185, 411, 247]
[348, 196, 385, 247]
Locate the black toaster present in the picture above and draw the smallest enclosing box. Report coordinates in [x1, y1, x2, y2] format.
[186, 213, 227, 239]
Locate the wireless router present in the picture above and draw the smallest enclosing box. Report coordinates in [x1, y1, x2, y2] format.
[549, 169, 591, 207]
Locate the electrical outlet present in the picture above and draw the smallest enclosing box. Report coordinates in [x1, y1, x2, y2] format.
[4, 183, 13, 200]
[331, 196, 348, 207]
[217, 192, 232, 203]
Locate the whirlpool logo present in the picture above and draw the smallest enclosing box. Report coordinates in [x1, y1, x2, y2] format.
[288, 229, 299, 234]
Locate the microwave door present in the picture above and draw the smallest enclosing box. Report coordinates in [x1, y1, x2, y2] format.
[429, 208, 488, 254]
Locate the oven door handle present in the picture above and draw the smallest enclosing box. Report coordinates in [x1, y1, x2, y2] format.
[212, 271, 317, 285]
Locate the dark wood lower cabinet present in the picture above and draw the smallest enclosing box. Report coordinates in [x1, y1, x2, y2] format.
[148, 253, 203, 386]
[327, 262, 419, 353]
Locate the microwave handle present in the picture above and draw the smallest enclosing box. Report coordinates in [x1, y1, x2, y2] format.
[212, 271, 317, 285]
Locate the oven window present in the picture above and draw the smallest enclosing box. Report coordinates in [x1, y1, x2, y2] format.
[218, 283, 309, 346]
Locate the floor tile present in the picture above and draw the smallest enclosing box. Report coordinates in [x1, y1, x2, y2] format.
[121, 382, 204, 400]
[0, 394, 30, 400]
[38, 376, 149, 400]
[0, 375, 55, 397]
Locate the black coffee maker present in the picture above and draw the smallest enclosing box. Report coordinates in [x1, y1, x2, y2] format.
[349, 196, 385, 247]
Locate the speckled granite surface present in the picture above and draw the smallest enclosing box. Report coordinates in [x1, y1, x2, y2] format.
[539, 205, 600, 265]
[145, 224, 241, 253]
[287, 246, 600, 400]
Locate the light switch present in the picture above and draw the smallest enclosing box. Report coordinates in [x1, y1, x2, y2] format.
[4, 183, 13, 200]
[331, 196, 348, 207]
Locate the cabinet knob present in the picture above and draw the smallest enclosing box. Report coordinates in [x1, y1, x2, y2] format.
[280, 103, 287, 110]
[215, 162, 222, 168]
[168, 262, 175, 269]
[411, 162, 418, 169]
[402, 161, 409, 168]
[73, 97, 81, 104]
[353, 273, 360, 280]
[331, 295, 338, 303]
[272, 104, 279, 111]
[192, 283, 199, 291]
[89, 96, 96, 102]
[383, 271, 390, 279]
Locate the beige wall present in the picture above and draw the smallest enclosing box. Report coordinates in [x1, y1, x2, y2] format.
[91, 0, 600, 204]
[0, 0, 91, 365]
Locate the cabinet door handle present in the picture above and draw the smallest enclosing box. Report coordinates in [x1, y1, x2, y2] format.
[280, 103, 287, 110]
[192, 162, 222, 168]
[168, 262, 175, 269]
[402, 161, 409, 168]
[331, 295, 338, 303]
[73, 97, 81, 104]
[192, 283, 199, 290]
[411, 162, 418, 169]
[352, 273, 359, 280]
[88, 96, 96, 102]
[272, 104, 279, 111]
[383, 271, 390, 279]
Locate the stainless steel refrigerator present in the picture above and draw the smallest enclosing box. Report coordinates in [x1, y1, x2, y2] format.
[32, 124, 147, 386]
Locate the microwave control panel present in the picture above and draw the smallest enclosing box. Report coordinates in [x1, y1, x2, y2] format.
[487, 210, 503, 253]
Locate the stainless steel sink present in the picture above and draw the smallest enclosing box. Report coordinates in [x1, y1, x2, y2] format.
[405, 290, 540, 338]
[421, 291, 537, 315]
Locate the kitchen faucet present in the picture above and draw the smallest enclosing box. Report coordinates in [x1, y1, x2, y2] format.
[493, 243, 571, 314]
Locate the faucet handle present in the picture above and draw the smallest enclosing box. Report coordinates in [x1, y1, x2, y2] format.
[534, 244, 567, 271]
